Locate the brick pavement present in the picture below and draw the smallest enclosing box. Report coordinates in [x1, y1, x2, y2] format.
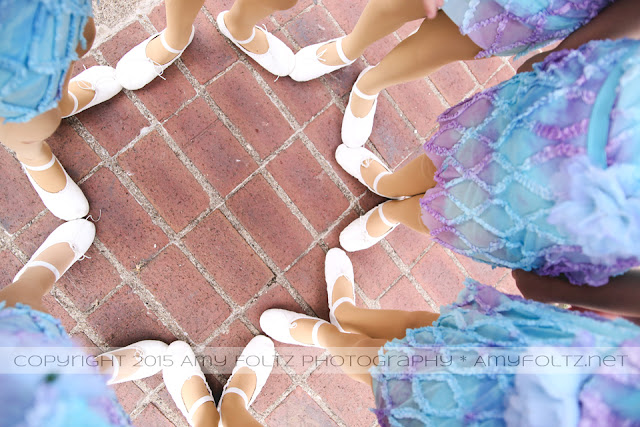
[0, 1, 525, 426]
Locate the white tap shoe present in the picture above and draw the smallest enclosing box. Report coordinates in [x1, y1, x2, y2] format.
[289, 36, 355, 82]
[13, 219, 95, 283]
[116, 27, 195, 90]
[260, 309, 330, 348]
[21, 155, 89, 221]
[341, 66, 379, 148]
[62, 66, 122, 118]
[339, 202, 399, 252]
[325, 248, 356, 332]
[217, 11, 295, 77]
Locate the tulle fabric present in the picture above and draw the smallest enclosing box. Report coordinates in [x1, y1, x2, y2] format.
[370, 280, 640, 427]
[421, 39, 640, 286]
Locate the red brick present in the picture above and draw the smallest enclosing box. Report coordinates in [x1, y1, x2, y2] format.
[0, 250, 21, 287]
[77, 92, 149, 155]
[134, 403, 174, 427]
[46, 121, 100, 182]
[100, 22, 150, 66]
[380, 276, 431, 312]
[305, 105, 366, 196]
[140, 246, 232, 343]
[268, 139, 349, 232]
[497, 272, 521, 297]
[323, 0, 368, 33]
[112, 381, 145, 414]
[58, 245, 122, 312]
[386, 220, 432, 267]
[208, 64, 293, 159]
[465, 57, 504, 84]
[266, 387, 338, 427]
[135, 65, 196, 122]
[0, 149, 43, 233]
[285, 246, 329, 320]
[14, 213, 64, 257]
[252, 364, 292, 414]
[164, 98, 256, 197]
[246, 283, 304, 331]
[363, 34, 396, 65]
[359, 189, 386, 212]
[308, 363, 377, 427]
[322, 210, 358, 249]
[274, 0, 314, 24]
[255, 61, 331, 125]
[369, 95, 421, 168]
[148, 5, 238, 84]
[81, 168, 168, 270]
[184, 211, 273, 305]
[119, 131, 208, 231]
[485, 65, 515, 88]
[70, 56, 99, 79]
[387, 78, 445, 137]
[42, 293, 76, 331]
[286, 7, 341, 52]
[87, 285, 175, 347]
[411, 244, 466, 306]
[430, 62, 476, 105]
[349, 244, 402, 300]
[227, 175, 312, 269]
[455, 254, 509, 286]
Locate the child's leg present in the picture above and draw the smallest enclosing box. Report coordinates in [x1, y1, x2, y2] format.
[183, 376, 221, 427]
[219, 368, 263, 426]
[146, 0, 206, 64]
[223, 0, 297, 54]
[367, 195, 429, 238]
[321, 0, 428, 66]
[361, 153, 437, 198]
[350, 12, 480, 118]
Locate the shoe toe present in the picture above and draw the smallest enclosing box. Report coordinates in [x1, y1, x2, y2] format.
[116, 47, 157, 90]
[325, 248, 354, 284]
[260, 309, 294, 344]
[339, 218, 368, 252]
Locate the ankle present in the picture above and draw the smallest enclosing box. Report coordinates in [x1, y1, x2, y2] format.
[224, 12, 255, 41]
[220, 393, 246, 414]
[341, 36, 362, 63]
[356, 71, 381, 97]
[163, 28, 193, 51]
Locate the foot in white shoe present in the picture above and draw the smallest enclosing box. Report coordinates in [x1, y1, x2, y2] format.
[61, 66, 122, 118]
[97, 340, 168, 385]
[290, 36, 356, 82]
[217, 11, 295, 77]
[163, 341, 215, 427]
[116, 27, 195, 90]
[219, 336, 275, 424]
[21, 154, 89, 221]
[339, 202, 399, 252]
[342, 66, 379, 147]
[13, 219, 95, 284]
[260, 309, 330, 348]
[325, 248, 356, 332]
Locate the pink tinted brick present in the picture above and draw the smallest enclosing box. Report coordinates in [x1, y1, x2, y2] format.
[497, 273, 521, 296]
[456, 254, 509, 285]
[253, 364, 292, 414]
[349, 245, 402, 300]
[305, 105, 366, 196]
[81, 168, 168, 270]
[411, 245, 466, 306]
[134, 65, 196, 122]
[430, 62, 476, 105]
[396, 20, 422, 39]
[77, 92, 148, 155]
[164, 98, 257, 197]
[100, 22, 149, 66]
[119, 131, 209, 231]
[370, 96, 421, 168]
[15, 213, 63, 257]
[208, 64, 293, 159]
[46, 121, 100, 182]
[185, 211, 273, 305]
[387, 78, 445, 137]
[285, 246, 329, 320]
[323, 210, 358, 249]
[0, 149, 43, 233]
[286, 7, 341, 50]
[42, 294, 76, 331]
[87, 285, 175, 347]
[380, 277, 430, 311]
[140, 246, 232, 343]
[486, 65, 515, 88]
[465, 57, 504, 84]
[308, 363, 377, 427]
[112, 382, 145, 414]
[227, 175, 312, 269]
[268, 139, 349, 232]
[0, 250, 21, 286]
[134, 404, 174, 427]
[246, 283, 303, 331]
[323, 0, 367, 32]
[266, 387, 338, 427]
[386, 220, 432, 266]
[274, 0, 313, 24]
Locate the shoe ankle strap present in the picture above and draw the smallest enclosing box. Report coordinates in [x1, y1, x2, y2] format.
[311, 320, 328, 347]
[16, 260, 61, 282]
[377, 204, 397, 228]
[21, 155, 57, 172]
[331, 296, 355, 313]
[159, 28, 193, 54]
[220, 387, 249, 408]
[235, 26, 257, 45]
[335, 37, 355, 65]
[372, 171, 391, 194]
[188, 395, 215, 423]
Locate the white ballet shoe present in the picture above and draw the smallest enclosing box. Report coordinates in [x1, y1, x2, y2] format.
[325, 248, 355, 333]
[342, 66, 379, 147]
[98, 340, 169, 385]
[62, 66, 122, 118]
[339, 202, 399, 252]
[335, 144, 405, 200]
[163, 341, 215, 427]
[13, 219, 95, 283]
[260, 309, 330, 348]
[21, 155, 89, 221]
[116, 27, 195, 90]
[218, 336, 275, 422]
[217, 11, 295, 77]
[289, 36, 355, 82]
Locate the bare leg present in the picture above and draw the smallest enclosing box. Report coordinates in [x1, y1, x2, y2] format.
[366, 195, 429, 237]
[320, 0, 427, 66]
[223, 0, 298, 54]
[220, 367, 263, 426]
[361, 154, 437, 198]
[146, 0, 206, 65]
[183, 376, 220, 427]
[351, 12, 481, 117]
